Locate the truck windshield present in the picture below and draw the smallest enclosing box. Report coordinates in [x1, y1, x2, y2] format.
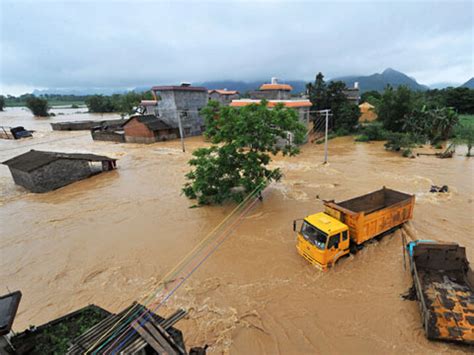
[300, 221, 327, 250]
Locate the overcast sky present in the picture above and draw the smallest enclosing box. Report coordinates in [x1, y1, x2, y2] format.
[0, 0, 472, 95]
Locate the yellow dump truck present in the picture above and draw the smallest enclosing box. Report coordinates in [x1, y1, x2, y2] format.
[294, 187, 415, 270]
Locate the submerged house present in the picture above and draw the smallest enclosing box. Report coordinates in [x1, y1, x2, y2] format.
[151, 83, 208, 136]
[122, 114, 179, 144]
[2, 150, 117, 193]
[208, 89, 240, 105]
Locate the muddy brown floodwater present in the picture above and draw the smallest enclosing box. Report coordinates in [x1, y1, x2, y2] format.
[1, 107, 473, 354]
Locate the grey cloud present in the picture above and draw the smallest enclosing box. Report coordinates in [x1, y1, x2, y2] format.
[0, 0, 472, 93]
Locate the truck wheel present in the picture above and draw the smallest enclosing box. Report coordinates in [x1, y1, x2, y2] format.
[349, 242, 358, 254]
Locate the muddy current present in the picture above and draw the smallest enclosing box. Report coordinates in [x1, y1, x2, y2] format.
[1, 107, 473, 354]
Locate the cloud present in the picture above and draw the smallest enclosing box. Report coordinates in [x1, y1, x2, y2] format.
[0, 0, 472, 94]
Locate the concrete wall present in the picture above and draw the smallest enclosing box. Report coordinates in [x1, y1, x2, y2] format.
[9, 159, 95, 193]
[156, 90, 208, 136]
[91, 130, 125, 143]
[250, 90, 291, 100]
[209, 93, 240, 106]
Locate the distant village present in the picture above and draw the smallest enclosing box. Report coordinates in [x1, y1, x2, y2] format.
[1, 77, 369, 194]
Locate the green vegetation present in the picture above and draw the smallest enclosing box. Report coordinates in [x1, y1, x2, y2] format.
[12, 307, 107, 354]
[26, 96, 50, 117]
[85, 91, 153, 115]
[355, 122, 389, 142]
[4, 94, 87, 107]
[183, 100, 306, 205]
[454, 116, 474, 156]
[307, 72, 360, 132]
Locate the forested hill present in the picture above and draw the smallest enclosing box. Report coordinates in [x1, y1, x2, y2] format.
[332, 68, 429, 93]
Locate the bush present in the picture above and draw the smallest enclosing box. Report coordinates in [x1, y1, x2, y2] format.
[384, 132, 421, 153]
[358, 122, 389, 141]
[26, 97, 49, 117]
[71, 104, 79, 109]
[355, 135, 370, 142]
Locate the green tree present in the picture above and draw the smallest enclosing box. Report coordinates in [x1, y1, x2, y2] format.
[455, 124, 474, 157]
[403, 106, 458, 142]
[360, 90, 381, 107]
[183, 100, 307, 205]
[26, 96, 49, 116]
[85, 95, 114, 113]
[306, 72, 327, 111]
[335, 102, 361, 132]
[0, 95, 5, 111]
[378, 85, 417, 132]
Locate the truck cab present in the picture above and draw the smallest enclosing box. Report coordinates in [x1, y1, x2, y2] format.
[295, 212, 350, 270]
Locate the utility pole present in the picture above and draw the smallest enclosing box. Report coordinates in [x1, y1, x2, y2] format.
[177, 113, 185, 152]
[323, 109, 330, 164]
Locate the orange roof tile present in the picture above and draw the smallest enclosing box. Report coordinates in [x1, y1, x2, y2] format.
[229, 99, 311, 108]
[209, 89, 239, 95]
[259, 83, 293, 91]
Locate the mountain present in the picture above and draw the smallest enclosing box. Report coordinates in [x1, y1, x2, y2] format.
[429, 82, 461, 89]
[194, 80, 308, 93]
[460, 78, 474, 89]
[331, 68, 429, 93]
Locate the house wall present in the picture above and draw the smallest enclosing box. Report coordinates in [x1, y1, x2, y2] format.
[123, 118, 154, 138]
[209, 93, 239, 106]
[156, 90, 208, 136]
[91, 130, 125, 143]
[250, 90, 291, 100]
[10, 159, 94, 193]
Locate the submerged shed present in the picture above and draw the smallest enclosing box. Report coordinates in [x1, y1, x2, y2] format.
[2, 150, 117, 193]
[123, 114, 180, 144]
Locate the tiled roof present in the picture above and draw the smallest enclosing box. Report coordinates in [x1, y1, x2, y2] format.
[259, 83, 293, 91]
[123, 115, 172, 131]
[2, 150, 116, 172]
[230, 99, 311, 108]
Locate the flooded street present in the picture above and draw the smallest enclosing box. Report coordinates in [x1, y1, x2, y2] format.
[1, 107, 473, 354]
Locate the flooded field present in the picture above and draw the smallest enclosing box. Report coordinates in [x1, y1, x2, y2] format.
[1, 107, 473, 354]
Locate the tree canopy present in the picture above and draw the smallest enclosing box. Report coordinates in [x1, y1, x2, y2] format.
[26, 96, 50, 117]
[182, 100, 307, 205]
[0, 95, 5, 111]
[307, 73, 360, 132]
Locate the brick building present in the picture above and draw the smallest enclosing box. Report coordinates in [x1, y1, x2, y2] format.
[250, 77, 293, 100]
[122, 115, 179, 144]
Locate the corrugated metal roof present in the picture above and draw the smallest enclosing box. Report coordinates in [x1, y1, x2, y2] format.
[2, 150, 116, 173]
[230, 99, 312, 108]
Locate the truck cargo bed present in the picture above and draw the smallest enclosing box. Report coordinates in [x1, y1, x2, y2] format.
[408, 241, 474, 344]
[337, 188, 412, 214]
[324, 187, 415, 245]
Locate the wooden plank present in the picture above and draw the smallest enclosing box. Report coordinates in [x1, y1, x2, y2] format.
[132, 322, 168, 354]
[148, 322, 186, 354]
[143, 322, 178, 355]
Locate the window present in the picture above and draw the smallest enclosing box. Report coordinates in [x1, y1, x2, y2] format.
[342, 231, 348, 241]
[327, 234, 341, 249]
[300, 221, 327, 250]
